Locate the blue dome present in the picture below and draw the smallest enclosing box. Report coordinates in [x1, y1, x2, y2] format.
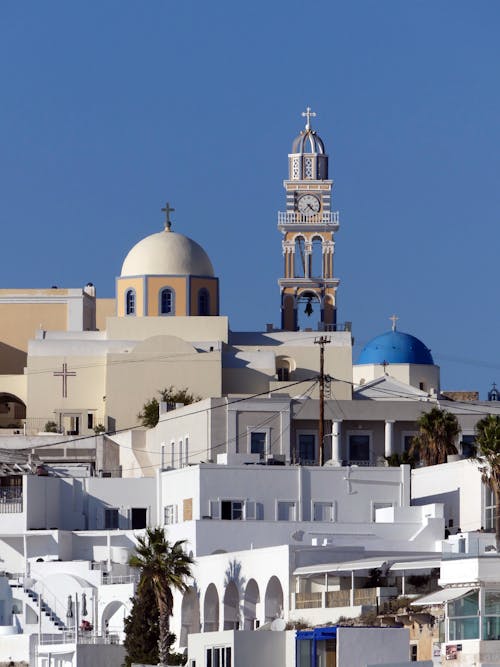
[357, 331, 434, 366]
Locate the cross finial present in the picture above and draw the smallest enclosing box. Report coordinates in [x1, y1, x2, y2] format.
[389, 314, 399, 332]
[301, 106, 316, 130]
[161, 202, 175, 231]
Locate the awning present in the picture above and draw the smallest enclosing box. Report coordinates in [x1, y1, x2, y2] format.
[412, 587, 476, 606]
[294, 558, 388, 577]
[390, 559, 441, 572]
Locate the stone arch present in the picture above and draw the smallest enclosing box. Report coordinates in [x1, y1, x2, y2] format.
[0, 393, 26, 429]
[203, 583, 219, 632]
[223, 580, 239, 630]
[243, 578, 260, 630]
[180, 586, 200, 647]
[264, 576, 283, 622]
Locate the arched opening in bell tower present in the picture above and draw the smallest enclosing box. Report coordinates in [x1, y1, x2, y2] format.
[296, 291, 321, 331]
[293, 236, 307, 278]
[311, 236, 323, 278]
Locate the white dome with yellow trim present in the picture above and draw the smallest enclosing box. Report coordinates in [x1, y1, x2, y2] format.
[121, 229, 215, 277]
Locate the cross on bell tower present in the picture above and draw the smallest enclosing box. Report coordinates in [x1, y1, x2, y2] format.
[277, 109, 340, 331]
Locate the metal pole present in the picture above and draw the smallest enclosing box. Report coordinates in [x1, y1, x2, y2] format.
[314, 336, 330, 466]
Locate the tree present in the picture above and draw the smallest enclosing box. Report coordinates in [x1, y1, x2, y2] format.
[123, 579, 159, 667]
[409, 407, 460, 466]
[473, 414, 500, 550]
[128, 528, 194, 667]
[138, 387, 201, 428]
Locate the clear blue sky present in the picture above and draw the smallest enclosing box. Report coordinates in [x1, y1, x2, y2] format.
[1, 1, 499, 396]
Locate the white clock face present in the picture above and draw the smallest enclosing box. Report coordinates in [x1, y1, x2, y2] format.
[298, 194, 320, 216]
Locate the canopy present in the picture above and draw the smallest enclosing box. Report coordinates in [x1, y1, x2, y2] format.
[412, 587, 476, 606]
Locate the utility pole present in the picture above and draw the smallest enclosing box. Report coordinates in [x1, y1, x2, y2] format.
[314, 335, 331, 466]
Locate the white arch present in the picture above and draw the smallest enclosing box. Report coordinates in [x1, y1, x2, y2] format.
[243, 578, 260, 630]
[223, 580, 239, 630]
[180, 586, 200, 647]
[203, 583, 219, 632]
[264, 576, 283, 622]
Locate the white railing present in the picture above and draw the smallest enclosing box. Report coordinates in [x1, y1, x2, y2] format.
[39, 631, 119, 646]
[278, 211, 339, 226]
[101, 572, 140, 585]
[0, 489, 23, 513]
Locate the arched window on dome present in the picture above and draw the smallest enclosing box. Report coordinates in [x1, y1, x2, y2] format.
[125, 289, 136, 316]
[159, 288, 175, 316]
[198, 289, 210, 316]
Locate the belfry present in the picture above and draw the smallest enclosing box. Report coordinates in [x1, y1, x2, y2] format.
[278, 108, 340, 331]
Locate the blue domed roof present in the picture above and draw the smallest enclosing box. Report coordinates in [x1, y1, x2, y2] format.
[357, 330, 434, 366]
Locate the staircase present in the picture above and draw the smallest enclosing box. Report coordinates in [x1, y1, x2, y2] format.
[25, 588, 67, 631]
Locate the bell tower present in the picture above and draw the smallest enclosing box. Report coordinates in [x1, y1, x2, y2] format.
[278, 108, 340, 331]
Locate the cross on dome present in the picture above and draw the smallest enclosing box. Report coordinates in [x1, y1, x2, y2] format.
[389, 314, 399, 332]
[161, 201, 175, 231]
[302, 106, 316, 130]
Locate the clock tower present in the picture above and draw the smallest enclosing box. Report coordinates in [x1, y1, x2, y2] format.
[278, 108, 340, 331]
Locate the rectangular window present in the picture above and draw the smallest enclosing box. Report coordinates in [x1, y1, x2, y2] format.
[206, 647, 231, 667]
[461, 434, 476, 458]
[372, 501, 394, 522]
[410, 644, 417, 661]
[313, 502, 334, 522]
[250, 432, 266, 459]
[277, 501, 296, 521]
[298, 434, 315, 465]
[131, 507, 147, 529]
[185, 436, 189, 465]
[87, 413, 94, 429]
[221, 500, 243, 520]
[348, 434, 370, 464]
[164, 504, 177, 525]
[104, 508, 119, 530]
[448, 590, 480, 640]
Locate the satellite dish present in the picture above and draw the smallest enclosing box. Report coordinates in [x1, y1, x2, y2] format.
[270, 618, 287, 631]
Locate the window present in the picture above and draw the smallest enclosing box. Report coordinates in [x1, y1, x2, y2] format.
[221, 500, 243, 520]
[126, 289, 135, 315]
[348, 433, 370, 464]
[410, 644, 418, 661]
[250, 432, 266, 459]
[277, 501, 296, 521]
[461, 434, 476, 458]
[485, 486, 496, 531]
[206, 647, 231, 667]
[104, 508, 119, 530]
[313, 502, 335, 522]
[448, 590, 479, 640]
[198, 289, 210, 316]
[164, 504, 178, 525]
[160, 288, 174, 315]
[185, 436, 189, 466]
[372, 501, 394, 522]
[483, 590, 500, 640]
[277, 367, 289, 381]
[131, 507, 147, 529]
[87, 413, 94, 430]
[298, 434, 316, 465]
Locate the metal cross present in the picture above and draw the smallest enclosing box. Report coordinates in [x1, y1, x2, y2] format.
[301, 106, 316, 130]
[389, 314, 399, 332]
[161, 202, 175, 230]
[53, 363, 76, 398]
[382, 360, 389, 374]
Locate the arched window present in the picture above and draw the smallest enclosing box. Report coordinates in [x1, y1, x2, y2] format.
[126, 289, 136, 315]
[311, 236, 323, 278]
[198, 289, 210, 316]
[294, 236, 306, 278]
[159, 288, 175, 315]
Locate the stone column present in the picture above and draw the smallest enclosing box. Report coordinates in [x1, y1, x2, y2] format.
[384, 420, 395, 458]
[331, 420, 342, 465]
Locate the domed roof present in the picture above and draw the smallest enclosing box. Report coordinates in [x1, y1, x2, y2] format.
[121, 229, 215, 277]
[292, 128, 326, 155]
[357, 330, 434, 366]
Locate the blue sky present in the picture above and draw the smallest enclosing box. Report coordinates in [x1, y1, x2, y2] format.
[1, 1, 499, 396]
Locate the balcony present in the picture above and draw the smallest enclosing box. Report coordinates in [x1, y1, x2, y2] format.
[278, 211, 339, 229]
[294, 587, 397, 610]
[0, 488, 23, 513]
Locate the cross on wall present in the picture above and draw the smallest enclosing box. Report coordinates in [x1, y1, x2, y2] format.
[53, 363, 76, 398]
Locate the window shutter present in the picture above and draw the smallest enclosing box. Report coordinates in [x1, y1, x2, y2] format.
[245, 500, 256, 520]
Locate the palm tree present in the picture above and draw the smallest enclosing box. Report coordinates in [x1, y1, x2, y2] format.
[129, 527, 194, 666]
[410, 407, 460, 466]
[474, 414, 500, 550]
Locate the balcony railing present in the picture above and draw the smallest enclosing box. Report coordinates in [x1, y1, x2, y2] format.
[294, 587, 398, 611]
[278, 211, 339, 227]
[0, 488, 23, 513]
[295, 592, 322, 609]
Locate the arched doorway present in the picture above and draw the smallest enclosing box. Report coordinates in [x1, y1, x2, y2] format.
[203, 584, 219, 632]
[0, 393, 25, 430]
[223, 581, 239, 630]
[101, 600, 127, 640]
[243, 579, 260, 630]
[180, 587, 200, 647]
[264, 576, 284, 622]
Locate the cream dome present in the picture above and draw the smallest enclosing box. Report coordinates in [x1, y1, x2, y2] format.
[121, 230, 215, 277]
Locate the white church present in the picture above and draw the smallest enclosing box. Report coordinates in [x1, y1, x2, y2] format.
[0, 109, 499, 667]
